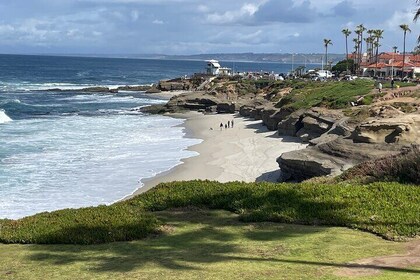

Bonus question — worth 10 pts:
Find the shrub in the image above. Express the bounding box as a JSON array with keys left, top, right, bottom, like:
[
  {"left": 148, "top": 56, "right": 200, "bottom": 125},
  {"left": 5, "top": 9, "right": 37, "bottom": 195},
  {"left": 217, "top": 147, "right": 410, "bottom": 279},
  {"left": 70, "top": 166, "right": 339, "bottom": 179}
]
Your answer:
[{"left": 338, "top": 145, "right": 420, "bottom": 184}]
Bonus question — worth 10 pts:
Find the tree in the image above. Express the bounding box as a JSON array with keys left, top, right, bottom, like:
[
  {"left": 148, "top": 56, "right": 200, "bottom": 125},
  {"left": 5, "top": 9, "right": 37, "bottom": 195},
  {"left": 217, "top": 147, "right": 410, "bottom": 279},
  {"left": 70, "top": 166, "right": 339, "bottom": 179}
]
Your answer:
[
  {"left": 355, "top": 24, "right": 366, "bottom": 74},
  {"left": 342, "top": 28, "right": 352, "bottom": 73},
  {"left": 399, "top": 24, "right": 411, "bottom": 78},
  {"left": 332, "top": 59, "right": 355, "bottom": 73},
  {"left": 415, "top": 0, "right": 420, "bottom": 22},
  {"left": 373, "top": 29, "right": 384, "bottom": 71},
  {"left": 414, "top": 1, "right": 420, "bottom": 43},
  {"left": 323, "top": 39, "right": 333, "bottom": 70},
  {"left": 352, "top": 38, "right": 360, "bottom": 73},
  {"left": 366, "top": 29, "right": 375, "bottom": 59}
]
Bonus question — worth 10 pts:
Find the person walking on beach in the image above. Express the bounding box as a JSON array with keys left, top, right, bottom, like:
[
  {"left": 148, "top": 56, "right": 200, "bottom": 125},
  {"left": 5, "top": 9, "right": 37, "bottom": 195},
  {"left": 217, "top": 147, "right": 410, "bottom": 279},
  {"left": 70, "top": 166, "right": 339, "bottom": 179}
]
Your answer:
[
  {"left": 225, "top": 124, "right": 227, "bottom": 129},
  {"left": 227, "top": 120, "right": 231, "bottom": 128},
  {"left": 220, "top": 123, "right": 223, "bottom": 130},
  {"left": 231, "top": 119, "right": 234, "bottom": 128}
]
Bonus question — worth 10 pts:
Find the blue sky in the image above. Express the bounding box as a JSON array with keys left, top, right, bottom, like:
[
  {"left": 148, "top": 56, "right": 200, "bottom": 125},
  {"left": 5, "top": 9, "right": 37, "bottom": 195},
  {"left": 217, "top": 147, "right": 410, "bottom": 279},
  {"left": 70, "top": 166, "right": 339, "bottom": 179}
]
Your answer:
[{"left": 0, "top": 0, "right": 418, "bottom": 55}]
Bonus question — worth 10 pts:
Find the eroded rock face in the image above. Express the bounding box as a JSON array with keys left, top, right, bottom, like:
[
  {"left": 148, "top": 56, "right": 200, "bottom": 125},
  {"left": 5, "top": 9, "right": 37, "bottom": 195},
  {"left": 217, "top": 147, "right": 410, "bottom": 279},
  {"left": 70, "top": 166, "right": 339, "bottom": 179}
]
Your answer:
[
  {"left": 277, "top": 138, "right": 405, "bottom": 181},
  {"left": 352, "top": 115, "right": 420, "bottom": 145},
  {"left": 261, "top": 107, "right": 295, "bottom": 131},
  {"left": 239, "top": 105, "right": 255, "bottom": 117},
  {"left": 158, "top": 80, "right": 191, "bottom": 91},
  {"left": 277, "top": 147, "right": 351, "bottom": 181},
  {"left": 277, "top": 108, "right": 344, "bottom": 142},
  {"left": 217, "top": 103, "right": 236, "bottom": 113},
  {"left": 261, "top": 107, "right": 279, "bottom": 131},
  {"left": 277, "top": 109, "right": 305, "bottom": 136}
]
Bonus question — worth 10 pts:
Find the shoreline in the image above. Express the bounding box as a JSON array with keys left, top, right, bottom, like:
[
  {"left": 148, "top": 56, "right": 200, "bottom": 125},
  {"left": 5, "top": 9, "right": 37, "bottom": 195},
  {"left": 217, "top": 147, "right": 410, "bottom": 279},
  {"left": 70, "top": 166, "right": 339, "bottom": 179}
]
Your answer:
[{"left": 125, "top": 111, "right": 307, "bottom": 199}]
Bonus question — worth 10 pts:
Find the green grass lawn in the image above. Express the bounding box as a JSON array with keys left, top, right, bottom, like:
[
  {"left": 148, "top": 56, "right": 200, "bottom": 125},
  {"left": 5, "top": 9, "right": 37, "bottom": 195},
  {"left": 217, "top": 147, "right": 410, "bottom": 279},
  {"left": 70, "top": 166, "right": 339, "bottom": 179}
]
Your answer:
[{"left": 0, "top": 209, "right": 418, "bottom": 280}]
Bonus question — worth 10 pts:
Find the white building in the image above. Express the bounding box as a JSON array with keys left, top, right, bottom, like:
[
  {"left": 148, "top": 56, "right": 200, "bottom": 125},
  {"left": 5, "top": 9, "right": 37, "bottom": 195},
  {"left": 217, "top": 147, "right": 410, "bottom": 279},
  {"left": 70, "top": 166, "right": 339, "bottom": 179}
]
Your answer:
[
  {"left": 206, "top": 60, "right": 221, "bottom": 75},
  {"left": 205, "top": 60, "right": 232, "bottom": 76}
]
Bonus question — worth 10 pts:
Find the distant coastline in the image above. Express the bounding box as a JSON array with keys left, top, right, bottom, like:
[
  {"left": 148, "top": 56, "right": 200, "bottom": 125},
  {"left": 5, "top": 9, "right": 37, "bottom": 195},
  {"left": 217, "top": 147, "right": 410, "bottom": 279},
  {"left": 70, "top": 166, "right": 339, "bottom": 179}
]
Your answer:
[{"left": 0, "top": 52, "right": 344, "bottom": 64}]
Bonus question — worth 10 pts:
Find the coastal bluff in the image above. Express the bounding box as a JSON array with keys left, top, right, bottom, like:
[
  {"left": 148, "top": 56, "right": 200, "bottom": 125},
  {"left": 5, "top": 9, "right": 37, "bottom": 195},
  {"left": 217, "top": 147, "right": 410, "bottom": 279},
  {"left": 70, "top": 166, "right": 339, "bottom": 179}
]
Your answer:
[{"left": 141, "top": 76, "right": 420, "bottom": 181}]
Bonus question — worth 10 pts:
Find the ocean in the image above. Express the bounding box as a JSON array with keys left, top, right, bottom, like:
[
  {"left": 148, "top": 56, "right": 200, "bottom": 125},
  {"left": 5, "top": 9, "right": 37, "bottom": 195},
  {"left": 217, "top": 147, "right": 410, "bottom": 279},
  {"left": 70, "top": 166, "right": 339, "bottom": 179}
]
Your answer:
[{"left": 0, "top": 54, "right": 307, "bottom": 219}]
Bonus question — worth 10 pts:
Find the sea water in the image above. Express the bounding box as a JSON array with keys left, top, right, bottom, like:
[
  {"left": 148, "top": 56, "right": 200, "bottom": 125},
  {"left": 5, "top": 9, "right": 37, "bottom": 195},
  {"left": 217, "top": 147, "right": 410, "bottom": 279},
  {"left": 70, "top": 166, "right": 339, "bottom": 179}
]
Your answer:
[{"left": 0, "top": 54, "right": 304, "bottom": 219}]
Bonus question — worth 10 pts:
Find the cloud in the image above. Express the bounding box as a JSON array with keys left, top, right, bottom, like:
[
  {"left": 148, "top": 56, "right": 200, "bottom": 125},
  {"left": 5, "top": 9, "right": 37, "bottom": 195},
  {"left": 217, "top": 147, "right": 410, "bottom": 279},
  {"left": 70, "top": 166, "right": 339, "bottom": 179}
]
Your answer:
[
  {"left": 254, "top": 0, "right": 318, "bottom": 23},
  {"left": 205, "top": 3, "right": 260, "bottom": 24},
  {"left": 386, "top": 10, "right": 415, "bottom": 32},
  {"left": 131, "top": 10, "right": 139, "bottom": 21},
  {"left": 0, "top": 0, "right": 418, "bottom": 55},
  {"left": 332, "top": 0, "right": 357, "bottom": 17}
]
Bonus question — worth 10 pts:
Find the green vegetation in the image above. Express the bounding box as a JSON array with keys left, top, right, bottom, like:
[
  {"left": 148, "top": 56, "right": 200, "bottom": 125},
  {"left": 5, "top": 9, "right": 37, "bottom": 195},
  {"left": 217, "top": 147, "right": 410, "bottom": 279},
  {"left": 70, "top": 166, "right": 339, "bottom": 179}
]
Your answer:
[
  {"left": 275, "top": 79, "right": 375, "bottom": 110},
  {"left": 1, "top": 180, "right": 419, "bottom": 245},
  {"left": 331, "top": 59, "right": 354, "bottom": 73},
  {"left": 338, "top": 145, "right": 420, "bottom": 184},
  {"left": 1, "top": 210, "right": 417, "bottom": 280},
  {"left": 0, "top": 204, "right": 159, "bottom": 244}
]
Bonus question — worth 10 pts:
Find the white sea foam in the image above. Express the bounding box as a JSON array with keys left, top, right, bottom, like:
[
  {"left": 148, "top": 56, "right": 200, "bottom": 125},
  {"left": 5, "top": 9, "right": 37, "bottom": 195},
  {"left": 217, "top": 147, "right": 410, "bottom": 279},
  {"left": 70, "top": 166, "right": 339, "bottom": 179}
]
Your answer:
[
  {"left": 0, "top": 81, "right": 153, "bottom": 92},
  {"left": 0, "top": 113, "right": 200, "bottom": 219},
  {"left": 0, "top": 110, "right": 12, "bottom": 123}
]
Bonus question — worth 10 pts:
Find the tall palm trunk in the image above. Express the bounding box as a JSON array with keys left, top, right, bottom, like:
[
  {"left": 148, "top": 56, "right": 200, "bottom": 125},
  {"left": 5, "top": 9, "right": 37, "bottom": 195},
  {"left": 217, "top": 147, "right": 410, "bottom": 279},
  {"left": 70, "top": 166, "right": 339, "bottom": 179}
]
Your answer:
[
  {"left": 402, "top": 31, "right": 406, "bottom": 78},
  {"left": 345, "top": 37, "right": 349, "bottom": 73}
]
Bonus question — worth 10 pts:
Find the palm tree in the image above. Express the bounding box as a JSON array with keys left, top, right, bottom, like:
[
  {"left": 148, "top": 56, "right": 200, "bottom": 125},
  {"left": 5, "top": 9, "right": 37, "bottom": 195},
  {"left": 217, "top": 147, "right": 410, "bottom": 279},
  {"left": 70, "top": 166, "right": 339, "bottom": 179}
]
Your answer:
[
  {"left": 353, "top": 38, "right": 360, "bottom": 73},
  {"left": 414, "top": 1, "right": 420, "bottom": 42},
  {"left": 355, "top": 24, "right": 366, "bottom": 73},
  {"left": 415, "top": 0, "right": 420, "bottom": 22},
  {"left": 399, "top": 24, "right": 411, "bottom": 78},
  {"left": 342, "top": 28, "right": 352, "bottom": 73},
  {"left": 373, "top": 29, "right": 384, "bottom": 70},
  {"left": 366, "top": 30, "right": 375, "bottom": 59},
  {"left": 323, "top": 39, "right": 332, "bottom": 70}
]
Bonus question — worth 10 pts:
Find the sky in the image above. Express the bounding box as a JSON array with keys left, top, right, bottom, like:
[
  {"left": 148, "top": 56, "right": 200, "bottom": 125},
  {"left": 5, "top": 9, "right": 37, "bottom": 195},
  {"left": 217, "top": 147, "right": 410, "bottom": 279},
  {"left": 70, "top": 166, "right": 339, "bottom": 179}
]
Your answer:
[{"left": 0, "top": 0, "right": 419, "bottom": 55}]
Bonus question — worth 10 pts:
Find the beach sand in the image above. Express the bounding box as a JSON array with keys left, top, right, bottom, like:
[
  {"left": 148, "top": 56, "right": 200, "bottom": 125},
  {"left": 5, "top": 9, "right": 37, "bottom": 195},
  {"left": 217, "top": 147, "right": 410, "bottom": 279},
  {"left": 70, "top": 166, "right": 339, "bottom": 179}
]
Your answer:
[{"left": 129, "top": 112, "right": 307, "bottom": 197}]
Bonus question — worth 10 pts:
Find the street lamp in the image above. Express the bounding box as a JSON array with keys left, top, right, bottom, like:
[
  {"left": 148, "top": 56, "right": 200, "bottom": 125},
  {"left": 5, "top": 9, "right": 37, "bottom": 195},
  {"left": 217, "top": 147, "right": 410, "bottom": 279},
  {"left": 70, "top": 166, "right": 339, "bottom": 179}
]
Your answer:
[
  {"left": 291, "top": 53, "right": 295, "bottom": 75},
  {"left": 384, "top": 44, "right": 397, "bottom": 79}
]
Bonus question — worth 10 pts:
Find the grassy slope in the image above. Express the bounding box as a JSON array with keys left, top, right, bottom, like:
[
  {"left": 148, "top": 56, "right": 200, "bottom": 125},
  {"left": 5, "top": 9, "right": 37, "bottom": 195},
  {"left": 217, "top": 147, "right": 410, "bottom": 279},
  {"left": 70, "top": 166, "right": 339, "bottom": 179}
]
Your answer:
[
  {"left": 275, "top": 79, "right": 375, "bottom": 109},
  {"left": 1, "top": 181, "right": 419, "bottom": 244},
  {"left": 1, "top": 210, "right": 418, "bottom": 280}
]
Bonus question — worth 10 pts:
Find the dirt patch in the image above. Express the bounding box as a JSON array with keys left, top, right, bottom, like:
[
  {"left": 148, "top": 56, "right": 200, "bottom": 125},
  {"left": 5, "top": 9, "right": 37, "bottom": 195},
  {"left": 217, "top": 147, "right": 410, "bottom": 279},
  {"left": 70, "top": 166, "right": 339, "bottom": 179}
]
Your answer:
[{"left": 334, "top": 239, "right": 420, "bottom": 277}]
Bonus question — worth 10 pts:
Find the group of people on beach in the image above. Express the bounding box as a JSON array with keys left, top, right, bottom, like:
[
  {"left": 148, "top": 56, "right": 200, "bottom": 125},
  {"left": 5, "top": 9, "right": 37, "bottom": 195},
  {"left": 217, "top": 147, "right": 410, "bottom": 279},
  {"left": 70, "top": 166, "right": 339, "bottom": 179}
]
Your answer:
[{"left": 220, "top": 120, "right": 234, "bottom": 130}]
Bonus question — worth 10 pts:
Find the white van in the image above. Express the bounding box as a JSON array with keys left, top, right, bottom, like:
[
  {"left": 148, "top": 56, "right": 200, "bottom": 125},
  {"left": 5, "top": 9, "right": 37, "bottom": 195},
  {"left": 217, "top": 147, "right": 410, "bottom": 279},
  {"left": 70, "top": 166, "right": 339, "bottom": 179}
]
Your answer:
[{"left": 316, "top": 70, "right": 333, "bottom": 79}]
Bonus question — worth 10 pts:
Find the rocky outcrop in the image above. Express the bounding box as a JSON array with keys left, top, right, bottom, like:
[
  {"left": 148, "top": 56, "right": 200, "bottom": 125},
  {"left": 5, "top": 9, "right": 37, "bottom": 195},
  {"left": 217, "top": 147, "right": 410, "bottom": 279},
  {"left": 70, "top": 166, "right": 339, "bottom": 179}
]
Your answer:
[
  {"left": 278, "top": 147, "right": 351, "bottom": 181},
  {"left": 261, "top": 107, "right": 279, "bottom": 130},
  {"left": 239, "top": 105, "right": 255, "bottom": 117},
  {"left": 158, "top": 79, "right": 192, "bottom": 91},
  {"left": 352, "top": 114, "right": 420, "bottom": 145},
  {"left": 118, "top": 85, "right": 153, "bottom": 91},
  {"left": 277, "top": 137, "right": 405, "bottom": 181},
  {"left": 81, "top": 86, "right": 111, "bottom": 93},
  {"left": 260, "top": 107, "right": 295, "bottom": 131},
  {"left": 216, "top": 103, "right": 236, "bottom": 113},
  {"left": 277, "top": 108, "right": 344, "bottom": 142},
  {"left": 277, "top": 109, "right": 305, "bottom": 136}
]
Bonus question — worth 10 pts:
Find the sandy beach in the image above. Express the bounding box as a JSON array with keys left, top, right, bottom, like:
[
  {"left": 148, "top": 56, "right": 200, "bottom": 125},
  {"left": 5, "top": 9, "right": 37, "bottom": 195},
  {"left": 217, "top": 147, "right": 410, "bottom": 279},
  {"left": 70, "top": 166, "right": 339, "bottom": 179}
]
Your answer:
[{"left": 130, "top": 112, "right": 307, "bottom": 197}]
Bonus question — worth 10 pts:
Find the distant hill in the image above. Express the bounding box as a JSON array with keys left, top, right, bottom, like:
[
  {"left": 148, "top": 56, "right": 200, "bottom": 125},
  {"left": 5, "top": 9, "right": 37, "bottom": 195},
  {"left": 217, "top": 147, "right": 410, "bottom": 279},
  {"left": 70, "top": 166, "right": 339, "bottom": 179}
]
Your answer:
[
  {"left": 147, "top": 53, "right": 346, "bottom": 64},
  {"left": 21, "top": 52, "right": 346, "bottom": 64}
]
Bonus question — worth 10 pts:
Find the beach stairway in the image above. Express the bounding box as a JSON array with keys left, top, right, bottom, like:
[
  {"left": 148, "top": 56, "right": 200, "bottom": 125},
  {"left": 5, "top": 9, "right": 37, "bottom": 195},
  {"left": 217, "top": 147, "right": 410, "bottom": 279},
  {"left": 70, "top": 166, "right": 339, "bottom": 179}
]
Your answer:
[{"left": 197, "top": 77, "right": 216, "bottom": 91}]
